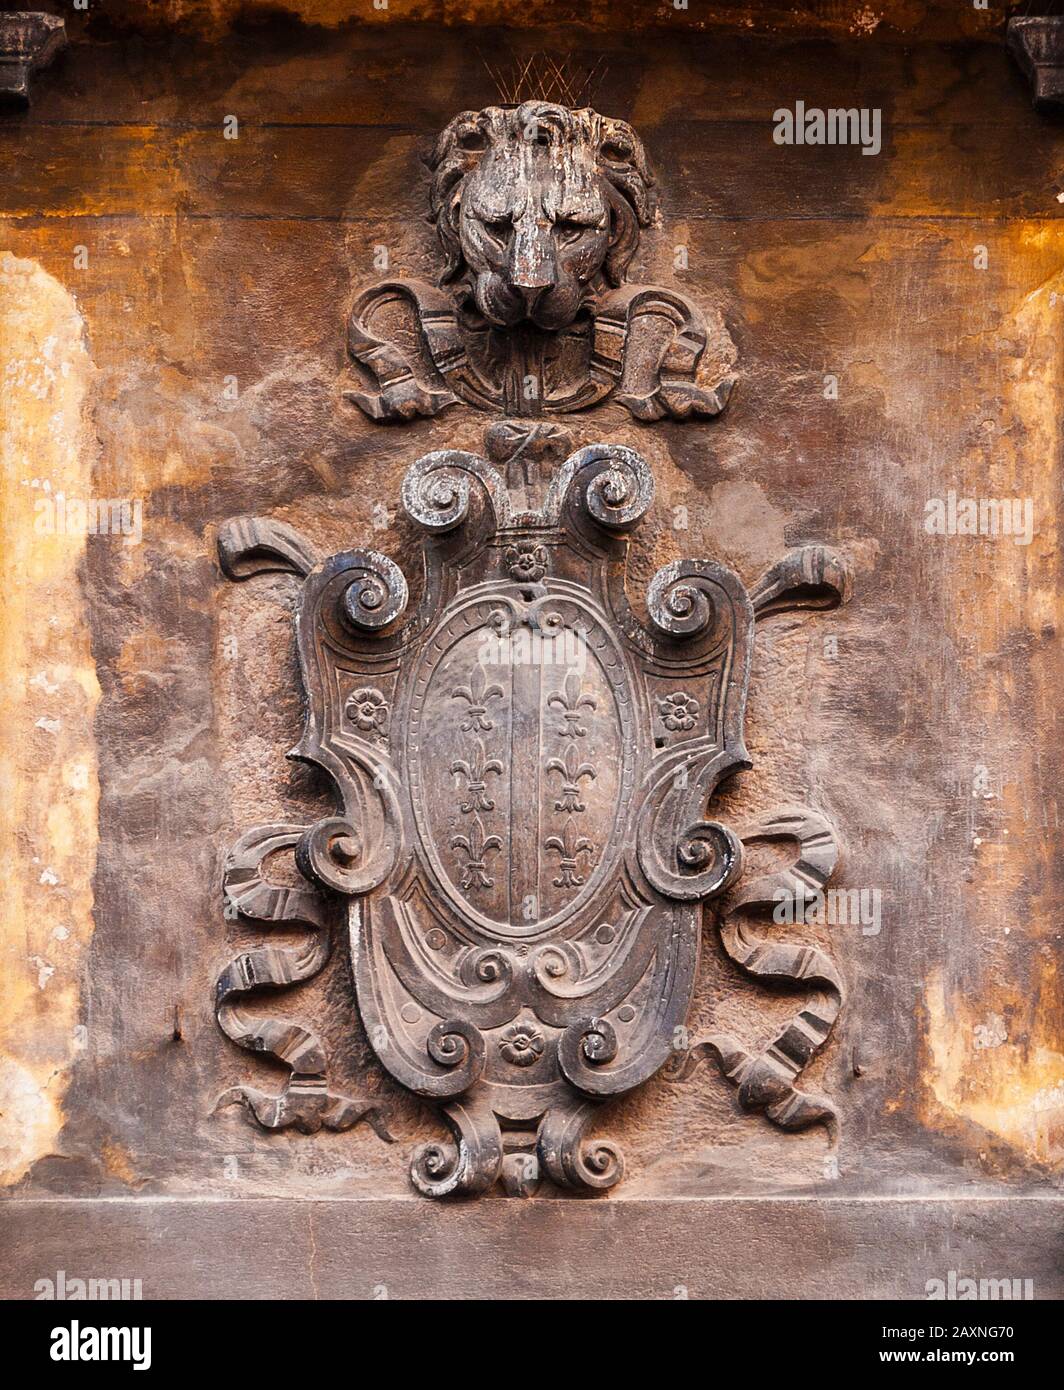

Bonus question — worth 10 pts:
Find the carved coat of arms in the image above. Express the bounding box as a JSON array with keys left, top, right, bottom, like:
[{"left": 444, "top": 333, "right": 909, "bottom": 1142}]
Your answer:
[{"left": 213, "top": 81, "right": 851, "bottom": 1198}]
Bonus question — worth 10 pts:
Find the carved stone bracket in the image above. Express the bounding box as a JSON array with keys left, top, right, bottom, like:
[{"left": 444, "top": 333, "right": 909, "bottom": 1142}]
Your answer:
[
  {"left": 1007, "top": 17, "right": 1064, "bottom": 114},
  {"left": 0, "top": 12, "right": 66, "bottom": 107}
]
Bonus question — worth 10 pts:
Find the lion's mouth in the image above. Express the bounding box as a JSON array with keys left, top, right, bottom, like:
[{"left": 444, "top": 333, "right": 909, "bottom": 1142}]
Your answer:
[{"left": 473, "top": 274, "right": 585, "bottom": 331}]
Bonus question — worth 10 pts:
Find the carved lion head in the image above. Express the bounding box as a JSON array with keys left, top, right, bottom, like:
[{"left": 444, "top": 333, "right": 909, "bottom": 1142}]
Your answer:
[{"left": 428, "top": 102, "right": 656, "bottom": 332}]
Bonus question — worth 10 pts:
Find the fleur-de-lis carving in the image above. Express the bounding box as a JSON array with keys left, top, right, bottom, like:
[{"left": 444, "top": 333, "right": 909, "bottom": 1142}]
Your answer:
[
  {"left": 451, "top": 815, "right": 503, "bottom": 890},
  {"left": 546, "top": 744, "right": 596, "bottom": 813},
  {"left": 544, "top": 817, "right": 595, "bottom": 889},
  {"left": 547, "top": 670, "right": 596, "bottom": 739},
  {"left": 450, "top": 738, "right": 504, "bottom": 813},
  {"left": 452, "top": 665, "right": 504, "bottom": 733}
]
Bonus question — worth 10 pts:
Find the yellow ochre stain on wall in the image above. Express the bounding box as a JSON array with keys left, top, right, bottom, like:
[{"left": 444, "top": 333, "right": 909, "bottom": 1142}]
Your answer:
[
  {"left": 0, "top": 253, "right": 100, "bottom": 1185},
  {"left": 874, "top": 75, "right": 1064, "bottom": 1166},
  {"left": 925, "top": 967, "right": 1064, "bottom": 1166},
  {"left": 920, "top": 241, "right": 1064, "bottom": 1169}
]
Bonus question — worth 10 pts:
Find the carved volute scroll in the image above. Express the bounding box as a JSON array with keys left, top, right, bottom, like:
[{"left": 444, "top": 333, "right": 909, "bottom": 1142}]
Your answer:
[{"left": 213, "top": 85, "right": 853, "bottom": 1197}]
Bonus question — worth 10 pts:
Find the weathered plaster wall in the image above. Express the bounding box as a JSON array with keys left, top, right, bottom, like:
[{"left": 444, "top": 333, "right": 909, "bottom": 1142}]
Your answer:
[
  {"left": 0, "top": 253, "right": 99, "bottom": 1186},
  {"left": 0, "top": 6, "right": 1061, "bottom": 1293}
]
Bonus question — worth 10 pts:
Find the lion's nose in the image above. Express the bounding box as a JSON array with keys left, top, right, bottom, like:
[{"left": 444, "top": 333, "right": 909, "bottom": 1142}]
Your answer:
[{"left": 509, "top": 220, "right": 556, "bottom": 291}]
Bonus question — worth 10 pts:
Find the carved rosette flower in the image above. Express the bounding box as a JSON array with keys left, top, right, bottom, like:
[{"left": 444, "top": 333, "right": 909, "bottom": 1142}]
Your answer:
[
  {"left": 504, "top": 542, "right": 548, "bottom": 583},
  {"left": 345, "top": 687, "right": 389, "bottom": 734},
  {"left": 658, "top": 691, "right": 699, "bottom": 732},
  {"left": 499, "top": 1023, "right": 545, "bottom": 1068}
]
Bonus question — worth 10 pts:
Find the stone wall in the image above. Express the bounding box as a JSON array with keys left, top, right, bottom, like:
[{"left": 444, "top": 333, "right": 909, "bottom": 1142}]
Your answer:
[{"left": 1, "top": 3, "right": 1061, "bottom": 1297}]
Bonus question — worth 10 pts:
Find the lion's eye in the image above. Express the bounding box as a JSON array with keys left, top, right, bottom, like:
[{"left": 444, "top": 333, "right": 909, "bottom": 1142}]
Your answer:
[
  {"left": 482, "top": 218, "right": 511, "bottom": 243},
  {"left": 556, "top": 221, "right": 588, "bottom": 245}
]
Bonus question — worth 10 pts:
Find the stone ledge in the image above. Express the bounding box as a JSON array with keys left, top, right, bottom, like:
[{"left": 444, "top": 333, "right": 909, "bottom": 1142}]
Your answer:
[{"left": 1, "top": 1196, "right": 1060, "bottom": 1299}]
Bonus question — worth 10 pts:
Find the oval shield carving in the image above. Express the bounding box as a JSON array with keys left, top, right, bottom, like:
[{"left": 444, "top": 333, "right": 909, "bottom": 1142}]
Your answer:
[{"left": 407, "top": 588, "right": 635, "bottom": 936}]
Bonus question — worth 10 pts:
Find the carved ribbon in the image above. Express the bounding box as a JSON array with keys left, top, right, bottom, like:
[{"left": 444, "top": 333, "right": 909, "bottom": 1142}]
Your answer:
[
  {"left": 346, "top": 279, "right": 484, "bottom": 420},
  {"left": 593, "top": 284, "right": 736, "bottom": 420},
  {"left": 345, "top": 277, "right": 734, "bottom": 422},
  {"left": 214, "top": 823, "right": 392, "bottom": 1139},
  {"left": 217, "top": 516, "right": 320, "bottom": 580},
  {"left": 667, "top": 806, "right": 844, "bottom": 1135}
]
